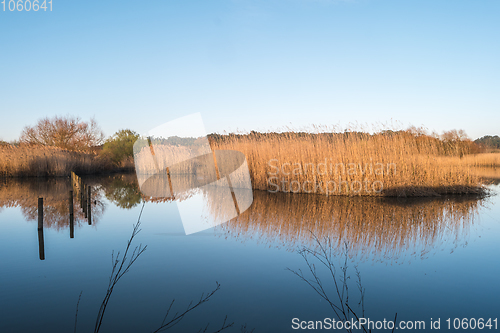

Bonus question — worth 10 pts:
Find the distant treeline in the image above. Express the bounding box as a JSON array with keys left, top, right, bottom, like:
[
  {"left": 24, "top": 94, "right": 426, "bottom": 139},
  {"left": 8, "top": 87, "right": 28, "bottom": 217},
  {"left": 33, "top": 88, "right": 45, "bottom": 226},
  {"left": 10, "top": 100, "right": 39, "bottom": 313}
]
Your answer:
[{"left": 475, "top": 135, "right": 500, "bottom": 150}]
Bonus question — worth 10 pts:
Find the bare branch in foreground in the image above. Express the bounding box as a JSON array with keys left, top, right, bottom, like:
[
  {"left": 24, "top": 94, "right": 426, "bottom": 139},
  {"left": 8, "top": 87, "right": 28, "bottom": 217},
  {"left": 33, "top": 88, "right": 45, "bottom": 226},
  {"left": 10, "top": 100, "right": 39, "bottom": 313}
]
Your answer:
[
  {"left": 287, "top": 232, "right": 370, "bottom": 333},
  {"left": 75, "top": 201, "right": 235, "bottom": 333},
  {"left": 152, "top": 282, "right": 234, "bottom": 333},
  {"left": 94, "top": 203, "right": 147, "bottom": 333}
]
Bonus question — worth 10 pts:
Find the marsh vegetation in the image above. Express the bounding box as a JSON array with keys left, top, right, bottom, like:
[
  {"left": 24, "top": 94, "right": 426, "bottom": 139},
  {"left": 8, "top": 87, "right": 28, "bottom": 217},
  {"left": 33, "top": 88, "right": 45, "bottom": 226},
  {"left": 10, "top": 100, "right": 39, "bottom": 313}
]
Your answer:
[{"left": 2, "top": 116, "right": 500, "bottom": 197}]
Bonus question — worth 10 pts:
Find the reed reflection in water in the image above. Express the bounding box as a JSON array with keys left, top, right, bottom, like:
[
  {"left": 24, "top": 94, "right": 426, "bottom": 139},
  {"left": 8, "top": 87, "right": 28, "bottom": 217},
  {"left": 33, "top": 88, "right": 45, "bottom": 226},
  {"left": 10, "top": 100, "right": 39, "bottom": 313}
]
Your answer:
[
  {"left": 471, "top": 167, "right": 500, "bottom": 185},
  {"left": 137, "top": 170, "right": 486, "bottom": 261},
  {"left": 0, "top": 174, "right": 488, "bottom": 263},
  {"left": 217, "top": 190, "right": 487, "bottom": 262}
]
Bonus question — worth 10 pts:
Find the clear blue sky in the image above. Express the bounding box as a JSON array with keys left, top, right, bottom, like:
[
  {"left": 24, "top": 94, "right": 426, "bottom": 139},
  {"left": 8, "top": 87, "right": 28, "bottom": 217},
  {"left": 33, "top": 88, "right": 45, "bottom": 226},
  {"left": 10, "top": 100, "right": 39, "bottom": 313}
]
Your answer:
[{"left": 1, "top": 0, "right": 498, "bottom": 141}]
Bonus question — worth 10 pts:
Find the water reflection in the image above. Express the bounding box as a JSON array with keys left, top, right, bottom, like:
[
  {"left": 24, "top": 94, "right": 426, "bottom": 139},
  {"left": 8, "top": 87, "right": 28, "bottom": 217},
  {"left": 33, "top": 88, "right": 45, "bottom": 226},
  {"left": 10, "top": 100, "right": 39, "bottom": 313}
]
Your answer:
[
  {"left": 472, "top": 167, "right": 500, "bottom": 185},
  {"left": 0, "top": 173, "right": 497, "bottom": 332},
  {"left": 101, "top": 174, "right": 142, "bottom": 209},
  {"left": 0, "top": 174, "right": 489, "bottom": 263},
  {"left": 0, "top": 174, "right": 146, "bottom": 229},
  {"left": 218, "top": 190, "right": 487, "bottom": 262},
  {"left": 0, "top": 177, "right": 105, "bottom": 230}
]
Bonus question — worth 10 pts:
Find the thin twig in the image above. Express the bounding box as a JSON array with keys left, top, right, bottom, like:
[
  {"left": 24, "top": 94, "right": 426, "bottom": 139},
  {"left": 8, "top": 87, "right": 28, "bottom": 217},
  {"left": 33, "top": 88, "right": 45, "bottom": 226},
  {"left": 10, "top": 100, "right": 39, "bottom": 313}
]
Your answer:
[
  {"left": 152, "top": 282, "right": 232, "bottom": 333},
  {"left": 392, "top": 313, "right": 398, "bottom": 333},
  {"left": 74, "top": 291, "right": 82, "bottom": 333}
]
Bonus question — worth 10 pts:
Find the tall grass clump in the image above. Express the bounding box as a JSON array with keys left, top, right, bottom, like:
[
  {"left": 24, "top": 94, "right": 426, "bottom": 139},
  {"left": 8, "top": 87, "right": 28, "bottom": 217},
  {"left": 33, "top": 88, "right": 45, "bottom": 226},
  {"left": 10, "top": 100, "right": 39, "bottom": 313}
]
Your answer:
[
  {"left": 0, "top": 144, "right": 112, "bottom": 177},
  {"left": 209, "top": 127, "right": 487, "bottom": 196}
]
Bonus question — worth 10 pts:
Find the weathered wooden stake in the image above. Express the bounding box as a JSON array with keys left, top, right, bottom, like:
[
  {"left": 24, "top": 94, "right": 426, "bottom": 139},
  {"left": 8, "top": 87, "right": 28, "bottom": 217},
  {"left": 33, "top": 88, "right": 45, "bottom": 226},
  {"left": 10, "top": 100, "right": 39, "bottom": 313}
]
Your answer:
[
  {"left": 38, "top": 198, "right": 43, "bottom": 230},
  {"left": 38, "top": 198, "right": 45, "bottom": 260},
  {"left": 38, "top": 228, "right": 45, "bottom": 260},
  {"left": 83, "top": 184, "right": 87, "bottom": 218},
  {"left": 80, "top": 178, "right": 84, "bottom": 208},
  {"left": 69, "top": 191, "right": 74, "bottom": 238},
  {"left": 87, "top": 186, "right": 92, "bottom": 225}
]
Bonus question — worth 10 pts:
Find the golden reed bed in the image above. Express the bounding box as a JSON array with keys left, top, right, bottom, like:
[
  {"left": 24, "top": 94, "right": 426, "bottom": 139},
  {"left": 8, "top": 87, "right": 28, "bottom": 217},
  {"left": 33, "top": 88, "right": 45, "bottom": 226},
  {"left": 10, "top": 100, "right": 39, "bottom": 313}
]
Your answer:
[{"left": 209, "top": 130, "right": 497, "bottom": 196}]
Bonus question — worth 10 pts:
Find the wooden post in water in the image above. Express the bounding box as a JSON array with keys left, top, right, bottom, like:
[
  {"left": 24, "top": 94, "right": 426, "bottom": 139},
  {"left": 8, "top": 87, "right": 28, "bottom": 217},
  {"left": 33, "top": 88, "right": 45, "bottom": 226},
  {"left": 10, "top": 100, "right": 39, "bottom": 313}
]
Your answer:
[
  {"left": 83, "top": 184, "right": 87, "bottom": 218},
  {"left": 80, "top": 177, "right": 84, "bottom": 210},
  {"left": 69, "top": 191, "right": 74, "bottom": 238},
  {"left": 38, "top": 198, "right": 43, "bottom": 230},
  {"left": 38, "top": 198, "right": 45, "bottom": 260},
  {"left": 87, "top": 186, "right": 92, "bottom": 225},
  {"left": 38, "top": 228, "right": 45, "bottom": 261}
]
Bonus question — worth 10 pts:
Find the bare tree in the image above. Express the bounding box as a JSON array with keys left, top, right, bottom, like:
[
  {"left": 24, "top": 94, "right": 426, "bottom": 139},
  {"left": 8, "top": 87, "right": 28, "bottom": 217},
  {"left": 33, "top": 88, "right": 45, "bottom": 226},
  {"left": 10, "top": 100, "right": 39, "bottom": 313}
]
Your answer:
[
  {"left": 20, "top": 116, "right": 104, "bottom": 151},
  {"left": 441, "top": 129, "right": 469, "bottom": 142}
]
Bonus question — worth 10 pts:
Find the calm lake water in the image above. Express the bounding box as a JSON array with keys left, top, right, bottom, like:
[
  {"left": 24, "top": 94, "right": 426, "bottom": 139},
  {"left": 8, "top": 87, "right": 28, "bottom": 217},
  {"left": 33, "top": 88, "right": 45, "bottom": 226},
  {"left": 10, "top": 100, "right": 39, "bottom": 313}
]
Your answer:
[{"left": 0, "top": 174, "right": 499, "bottom": 332}]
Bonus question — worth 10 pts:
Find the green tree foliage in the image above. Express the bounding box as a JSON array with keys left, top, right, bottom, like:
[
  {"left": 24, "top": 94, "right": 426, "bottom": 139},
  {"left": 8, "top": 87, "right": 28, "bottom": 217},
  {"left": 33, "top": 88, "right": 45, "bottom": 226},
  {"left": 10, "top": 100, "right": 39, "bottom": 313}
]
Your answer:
[
  {"left": 475, "top": 135, "right": 500, "bottom": 150},
  {"left": 102, "top": 129, "right": 139, "bottom": 166}
]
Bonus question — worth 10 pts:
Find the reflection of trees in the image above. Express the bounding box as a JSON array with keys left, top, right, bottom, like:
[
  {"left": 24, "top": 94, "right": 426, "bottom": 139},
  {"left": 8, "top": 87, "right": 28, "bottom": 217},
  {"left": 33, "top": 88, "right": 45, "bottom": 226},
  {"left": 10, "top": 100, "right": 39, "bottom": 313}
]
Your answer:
[
  {"left": 0, "top": 174, "right": 145, "bottom": 229},
  {"left": 0, "top": 178, "right": 105, "bottom": 230},
  {"left": 102, "top": 175, "right": 142, "bottom": 209},
  {"left": 217, "top": 190, "right": 486, "bottom": 261}
]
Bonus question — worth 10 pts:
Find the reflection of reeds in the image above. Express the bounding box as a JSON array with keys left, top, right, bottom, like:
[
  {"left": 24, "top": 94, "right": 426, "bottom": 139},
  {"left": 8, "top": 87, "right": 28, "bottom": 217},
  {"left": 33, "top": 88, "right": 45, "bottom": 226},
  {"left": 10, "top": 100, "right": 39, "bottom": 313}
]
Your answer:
[
  {"left": 210, "top": 131, "right": 487, "bottom": 196},
  {"left": 217, "top": 190, "right": 484, "bottom": 260},
  {"left": 0, "top": 145, "right": 110, "bottom": 177},
  {"left": 139, "top": 173, "right": 209, "bottom": 203},
  {"left": 470, "top": 167, "right": 500, "bottom": 185}
]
